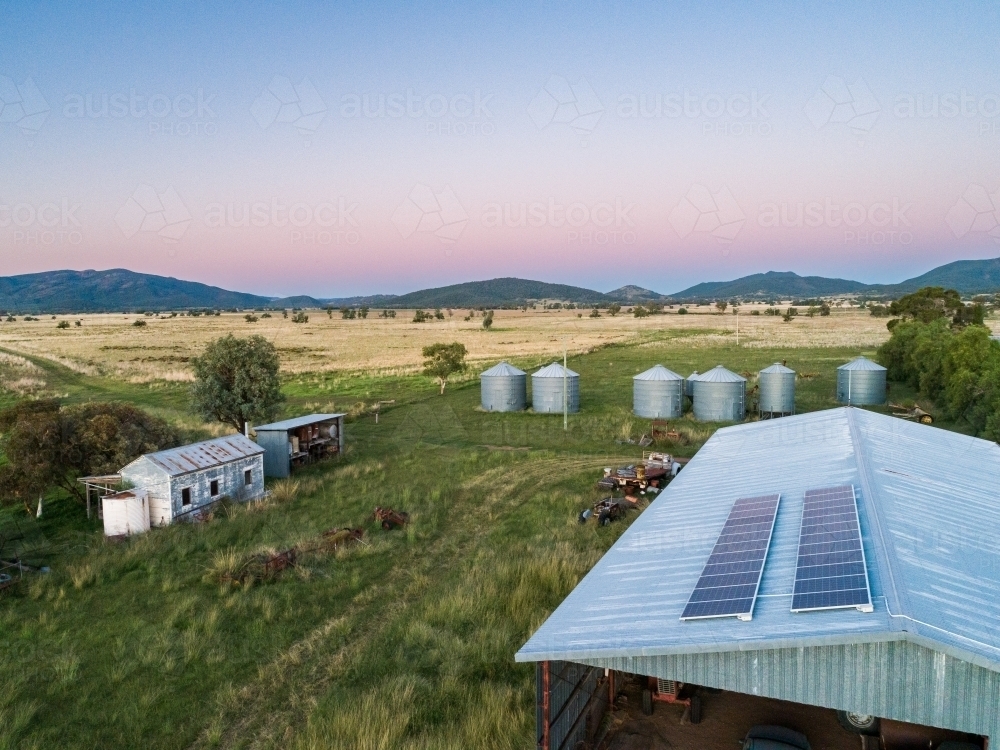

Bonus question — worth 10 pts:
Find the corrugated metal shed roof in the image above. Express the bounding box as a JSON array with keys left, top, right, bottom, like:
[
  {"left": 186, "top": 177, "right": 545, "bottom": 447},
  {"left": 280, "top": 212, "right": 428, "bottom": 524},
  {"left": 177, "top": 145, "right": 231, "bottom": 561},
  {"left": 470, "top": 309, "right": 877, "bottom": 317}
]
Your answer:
[
  {"left": 697, "top": 364, "right": 746, "bottom": 383},
  {"left": 517, "top": 407, "right": 1000, "bottom": 672},
  {"left": 254, "top": 413, "right": 345, "bottom": 431},
  {"left": 760, "top": 363, "right": 796, "bottom": 374},
  {"left": 533, "top": 362, "right": 579, "bottom": 378},
  {"left": 634, "top": 365, "right": 684, "bottom": 381},
  {"left": 128, "top": 433, "right": 264, "bottom": 477},
  {"left": 481, "top": 361, "right": 526, "bottom": 377},
  {"left": 839, "top": 356, "right": 886, "bottom": 371}
]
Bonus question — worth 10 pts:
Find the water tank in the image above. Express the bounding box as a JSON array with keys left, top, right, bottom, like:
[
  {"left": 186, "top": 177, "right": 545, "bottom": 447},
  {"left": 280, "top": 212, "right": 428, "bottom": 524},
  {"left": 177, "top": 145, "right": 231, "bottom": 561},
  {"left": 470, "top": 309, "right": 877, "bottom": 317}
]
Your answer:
[
  {"left": 480, "top": 361, "right": 527, "bottom": 412},
  {"left": 685, "top": 371, "right": 700, "bottom": 398},
  {"left": 692, "top": 365, "right": 746, "bottom": 421},
  {"left": 633, "top": 365, "right": 684, "bottom": 418},
  {"left": 758, "top": 363, "right": 796, "bottom": 417},
  {"left": 837, "top": 357, "right": 887, "bottom": 405},
  {"left": 532, "top": 362, "right": 580, "bottom": 413}
]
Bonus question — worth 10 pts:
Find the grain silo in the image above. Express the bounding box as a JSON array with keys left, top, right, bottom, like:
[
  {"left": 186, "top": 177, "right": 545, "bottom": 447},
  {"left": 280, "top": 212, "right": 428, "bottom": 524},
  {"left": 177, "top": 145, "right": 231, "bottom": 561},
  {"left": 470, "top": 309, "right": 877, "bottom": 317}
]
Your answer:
[
  {"left": 633, "top": 365, "right": 684, "bottom": 418},
  {"left": 837, "top": 357, "right": 887, "bottom": 405},
  {"left": 758, "top": 363, "right": 796, "bottom": 418},
  {"left": 480, "top": 361, "right": 527, "bottom": 412},
  {"left": 692, "top": 365, "right": 746, "bottom": 421},
  {"left": 685, "top": 371, "right": 700, "bottom": 398},
  {"left": 532, "top": 362, "right": 580, "bottom": 414}
]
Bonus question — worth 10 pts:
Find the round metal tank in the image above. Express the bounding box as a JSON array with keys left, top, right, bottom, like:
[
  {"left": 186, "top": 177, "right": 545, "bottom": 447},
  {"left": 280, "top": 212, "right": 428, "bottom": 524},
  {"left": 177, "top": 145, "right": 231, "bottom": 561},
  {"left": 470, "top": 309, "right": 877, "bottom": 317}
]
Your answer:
[
  {"left": 692, "top": 365, "right": 746, "bottom": 421},
  {"left": 633, "top": 365, "right": 684, "bottom": 418},
  {"left": 480, "top": 361, "right": 527, "bottom": 412},
  {"left": 837, "top": 357, "right": 887, "bottom": 405},
  {"left": 758, "top": 363, "right": 796, "bottom": 417},
  {"left": 531, "top": 362, "right": 580, "bottom": 413},
  {"left": 685, "top": 371, "right": 700, "bottom": 398}
]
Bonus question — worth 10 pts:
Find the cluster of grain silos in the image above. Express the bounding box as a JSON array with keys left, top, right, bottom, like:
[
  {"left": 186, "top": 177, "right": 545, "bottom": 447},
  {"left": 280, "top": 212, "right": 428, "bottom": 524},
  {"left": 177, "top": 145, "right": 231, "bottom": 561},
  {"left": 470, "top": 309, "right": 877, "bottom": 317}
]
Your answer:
[
  {"left": 692, "top": 365, "right": 747, "bottom": 422},
  {"left": 837, "top": 357, "right": 887, "bottom": 405},
  {"left": 632, "top": 365, "right": 684, "bottom": 418},
  {"left": 480, "top": 361, "right": 527, "bottom": 412}
]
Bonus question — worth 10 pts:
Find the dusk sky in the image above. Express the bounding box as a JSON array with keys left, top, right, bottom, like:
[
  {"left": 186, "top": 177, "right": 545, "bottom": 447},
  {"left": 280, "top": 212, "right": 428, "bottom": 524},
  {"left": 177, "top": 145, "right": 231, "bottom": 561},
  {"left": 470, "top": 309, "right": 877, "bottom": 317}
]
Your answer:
[{"left": 4, "top": 1, "right": 1000, "bottom": 297}]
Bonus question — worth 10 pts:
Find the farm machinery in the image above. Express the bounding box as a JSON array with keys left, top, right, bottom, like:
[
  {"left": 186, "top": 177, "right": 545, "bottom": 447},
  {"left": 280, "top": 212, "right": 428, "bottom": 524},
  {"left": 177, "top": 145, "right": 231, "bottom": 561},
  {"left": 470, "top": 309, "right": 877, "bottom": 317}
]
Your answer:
[
  {"left": 891, "top": 403, "right": 934, "bottom": 424},
  {"left": 596, "top": 451, "right": 684, "bottom": 493}
]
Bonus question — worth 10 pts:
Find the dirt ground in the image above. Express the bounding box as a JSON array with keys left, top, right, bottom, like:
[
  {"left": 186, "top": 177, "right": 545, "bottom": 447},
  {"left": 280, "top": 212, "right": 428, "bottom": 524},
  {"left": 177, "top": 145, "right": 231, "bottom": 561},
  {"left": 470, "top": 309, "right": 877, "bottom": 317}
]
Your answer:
[{"left": 603, "top": 679, "right": 863, "bottom": 750}]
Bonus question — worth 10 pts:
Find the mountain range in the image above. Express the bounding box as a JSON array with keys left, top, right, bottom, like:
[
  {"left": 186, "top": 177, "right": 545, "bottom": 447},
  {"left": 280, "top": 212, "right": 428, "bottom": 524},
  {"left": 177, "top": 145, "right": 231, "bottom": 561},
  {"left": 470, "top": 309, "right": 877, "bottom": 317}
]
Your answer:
[{"left": 0, "top": 260, "right": 995, "bottom": 313}]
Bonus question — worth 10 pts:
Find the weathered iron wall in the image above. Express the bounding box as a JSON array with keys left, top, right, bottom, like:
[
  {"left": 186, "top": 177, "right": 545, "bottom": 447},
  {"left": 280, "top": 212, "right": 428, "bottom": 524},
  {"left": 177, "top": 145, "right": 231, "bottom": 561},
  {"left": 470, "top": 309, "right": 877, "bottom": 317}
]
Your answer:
[
  {"left": 536, "top": 660, "right": 608, "bottom": 749},
  {"left": 581, "top": 640, "right": 1000, "bottom": 744}
]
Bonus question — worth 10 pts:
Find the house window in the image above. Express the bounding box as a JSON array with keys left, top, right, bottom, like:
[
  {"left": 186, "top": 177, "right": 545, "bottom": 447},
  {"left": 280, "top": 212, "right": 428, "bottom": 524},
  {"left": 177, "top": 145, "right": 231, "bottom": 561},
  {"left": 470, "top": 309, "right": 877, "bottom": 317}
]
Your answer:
[
  {"left": 210, "top": 480, "right": 219, "bottom": 497},
  {"left": 181, "top": 487, "right": 191, "bottom": 506},
  {"left": 244, "top": 469, "right": 252, "bottom": 486}
]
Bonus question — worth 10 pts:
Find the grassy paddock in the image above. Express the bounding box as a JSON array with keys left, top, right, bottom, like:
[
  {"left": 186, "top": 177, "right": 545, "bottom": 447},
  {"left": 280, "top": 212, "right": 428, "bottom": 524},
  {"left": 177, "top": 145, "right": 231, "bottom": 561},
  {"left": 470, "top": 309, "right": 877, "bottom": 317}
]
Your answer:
[{"left": 0, "top": 314, "right": 937, "bottom": 749}]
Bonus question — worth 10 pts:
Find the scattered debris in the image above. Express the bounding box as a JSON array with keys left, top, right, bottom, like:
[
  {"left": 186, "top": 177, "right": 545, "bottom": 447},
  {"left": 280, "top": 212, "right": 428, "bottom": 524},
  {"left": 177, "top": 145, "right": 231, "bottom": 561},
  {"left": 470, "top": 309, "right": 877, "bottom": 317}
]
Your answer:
[
  {"left": 597, "top": 452, "right": 683, "bottom": 492},
  {"left": 373, "top": 507, "right": 410, "bottom": 530},
  {"left": 318, "top": 527, "right": 365, "bottom": 551},
  {"left": 891, "top": 403, "right": 933, "bottom": 424},
  {"left": 579, "top": 496, "right": 641, "bottom": 526},
  {"left": 650, "top": 420, "right": 683, "bottom": 443},
  {"left": 224, "top": 547, "right": 299, "bottom": 585}
]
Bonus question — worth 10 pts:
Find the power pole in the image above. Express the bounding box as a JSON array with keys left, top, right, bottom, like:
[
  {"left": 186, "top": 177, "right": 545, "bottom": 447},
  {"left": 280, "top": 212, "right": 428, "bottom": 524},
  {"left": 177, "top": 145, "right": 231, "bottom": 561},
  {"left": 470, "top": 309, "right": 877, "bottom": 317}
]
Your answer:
[{"left": 563, "top": 344, "right": 568, "bottom": 431}]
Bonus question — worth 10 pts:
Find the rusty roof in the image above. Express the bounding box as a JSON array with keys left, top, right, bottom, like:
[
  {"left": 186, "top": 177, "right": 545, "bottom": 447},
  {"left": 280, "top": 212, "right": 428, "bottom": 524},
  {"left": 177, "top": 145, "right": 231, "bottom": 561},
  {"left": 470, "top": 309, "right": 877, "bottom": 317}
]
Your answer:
[{"left": 127, "top": 433, "right": 264, "bottom": 477}]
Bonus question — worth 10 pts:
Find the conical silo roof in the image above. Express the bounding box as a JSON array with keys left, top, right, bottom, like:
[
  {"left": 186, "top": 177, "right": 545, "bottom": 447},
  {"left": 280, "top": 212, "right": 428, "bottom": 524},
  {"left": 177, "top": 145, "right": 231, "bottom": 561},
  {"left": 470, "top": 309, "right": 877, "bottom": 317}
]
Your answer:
[
  {"left": 533, "top": 362, "right": 579, "bottom": 378},
  {"left": 838, "top": 356, "right": 886, "bottom": 371},
  {"left": 481, "top": 361, "right": 526, "bottom": 377},
  {"left": 634, "top": 365, "right": 684, "bottom": 381},
  {"left": 697, "top": 365, "right": 746, "bottom": 383},
  {"left": 760, "top": 363, "right": 795, "bottom": 374}
]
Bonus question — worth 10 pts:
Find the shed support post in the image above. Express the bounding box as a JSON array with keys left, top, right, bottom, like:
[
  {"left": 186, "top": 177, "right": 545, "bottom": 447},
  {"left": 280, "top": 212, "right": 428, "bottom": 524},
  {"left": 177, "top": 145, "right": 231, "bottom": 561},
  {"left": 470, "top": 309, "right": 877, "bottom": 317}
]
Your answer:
[{"left": 541, "top": 660, "right": 550, "bottom": 750}]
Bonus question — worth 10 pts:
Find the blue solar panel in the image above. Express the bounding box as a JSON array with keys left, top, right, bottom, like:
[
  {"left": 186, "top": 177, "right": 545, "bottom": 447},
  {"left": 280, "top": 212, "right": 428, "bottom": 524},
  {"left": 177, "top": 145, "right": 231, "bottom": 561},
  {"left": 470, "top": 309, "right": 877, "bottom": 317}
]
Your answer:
[
  {"left": 791, "top": 485, "right": 873, "bottom": 613},
  {"left": 681, "top": 494, "right": 780, "bottom": 621}
]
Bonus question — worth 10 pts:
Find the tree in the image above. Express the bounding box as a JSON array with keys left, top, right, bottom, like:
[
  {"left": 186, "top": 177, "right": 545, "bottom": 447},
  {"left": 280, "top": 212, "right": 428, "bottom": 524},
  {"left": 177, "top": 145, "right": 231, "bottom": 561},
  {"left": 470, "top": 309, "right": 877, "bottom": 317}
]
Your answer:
[
  {"left": 633, "top": 305, "right": 650, "bottom": 318},
  {"left": 715, "top": 300, "right": 728, "bottom": 313},
  {"left": 422, "top": 342, "right": 467, "bottom": 394},
  {"left": 608, "top": 302, "right": 621, "bottom": 317},
  {"left": 0, "top": 400, "right": 179, "bottom": 511},
  {"left": 482, "top": 311, "right": 494, "bottom": 330},
  {"left": 291, "top": 312, "right": 309, "bottom": 323},
  {"left": 887, "top": 286, "right": 983, "bottom": 329},
  {"left": 190, "top": 334, "right": 284, "bottom": 431}
]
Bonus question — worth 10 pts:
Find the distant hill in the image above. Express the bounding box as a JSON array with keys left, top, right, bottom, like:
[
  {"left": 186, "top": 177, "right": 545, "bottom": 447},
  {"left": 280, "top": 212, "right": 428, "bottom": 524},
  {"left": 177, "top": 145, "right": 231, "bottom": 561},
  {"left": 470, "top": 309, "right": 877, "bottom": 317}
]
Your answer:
[
  {"left": 387, "top": 277, "right": 608, "bottom": 308},
  {"left": 672, "top": 271, "right": 871, "bottom": 300},
  {"left": 605, "top": 285, "right": 668, "bottom": 302},
  {"left": 0, "top": 269, "right": 271, "bottom": 313},
  {"left": 870, "top": 258, "right": 1000, "bottom": 296},
  {"left": 269, "top": 295, "right": 327, "bottom": 309}
]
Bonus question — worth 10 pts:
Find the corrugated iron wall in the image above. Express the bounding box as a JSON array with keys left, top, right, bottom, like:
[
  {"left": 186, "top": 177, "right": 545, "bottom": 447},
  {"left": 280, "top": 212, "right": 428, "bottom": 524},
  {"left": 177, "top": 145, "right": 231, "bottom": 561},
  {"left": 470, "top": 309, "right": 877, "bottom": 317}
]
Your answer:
[
  {"left": 582, "top": 640, "right": 1000, "bottom": 743},
  {"left": 535, "top": 660, "right": 608, "bottom": 750}
]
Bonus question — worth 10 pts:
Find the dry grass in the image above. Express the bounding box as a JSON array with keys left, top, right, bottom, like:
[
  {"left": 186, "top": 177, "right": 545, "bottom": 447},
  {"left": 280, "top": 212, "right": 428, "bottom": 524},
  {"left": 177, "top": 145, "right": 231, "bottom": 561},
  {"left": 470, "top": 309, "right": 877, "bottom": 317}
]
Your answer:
[{"left": 0, "top": 307, "right": 892, "bottom": 383}]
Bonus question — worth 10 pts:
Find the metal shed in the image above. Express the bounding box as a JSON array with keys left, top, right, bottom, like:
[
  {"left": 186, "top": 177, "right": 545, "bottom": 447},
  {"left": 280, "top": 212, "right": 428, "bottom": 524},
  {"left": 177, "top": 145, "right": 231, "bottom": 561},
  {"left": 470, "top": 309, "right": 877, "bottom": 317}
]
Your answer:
[
  {"left": 759, "top": 362, "right": 796, "bottom": 417},
  {"left": 837, "top": 357, "right": 887, "bottom": 405},
  {"left": 531, "top": 363, "right": 579, "bottom": 414},
  {"left": 518, "top": 408, "right": 1000, "bottom": 747},
  {"left": 254, "top": 413, "right": 345, "bottom": 478},
  {"left": 480, "top": 361, "right": 527, "bottom": 412},
  {"left": 120, "top": 434, "right": 265, "bottom": 526},
  {"left": 633, "top": 365, "right": 684, "bottom": 418},
  {"left": 691, "top": 365, "right": 746, "bottom": 421}
]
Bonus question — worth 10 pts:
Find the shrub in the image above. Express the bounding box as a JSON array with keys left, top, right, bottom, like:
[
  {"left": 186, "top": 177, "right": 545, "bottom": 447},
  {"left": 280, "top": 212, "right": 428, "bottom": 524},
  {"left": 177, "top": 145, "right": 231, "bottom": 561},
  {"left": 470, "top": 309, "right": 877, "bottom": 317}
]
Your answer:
[
  {"left": 291, "top": 312, "right": 309, "bottom": 323},
  {"left": 132, "top": 319, "right": 147, "bottom": 327},
  {"left": 56, "top": 321, "right": 70, "bottom": 329}
]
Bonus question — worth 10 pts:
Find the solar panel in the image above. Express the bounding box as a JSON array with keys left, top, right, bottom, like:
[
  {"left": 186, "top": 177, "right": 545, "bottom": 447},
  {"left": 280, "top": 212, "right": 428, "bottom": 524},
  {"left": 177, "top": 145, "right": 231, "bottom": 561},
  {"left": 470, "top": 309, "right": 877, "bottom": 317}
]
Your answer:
[
  {"left": 791, "top": 485, "right": 873, "bottom": 613},
  {"left": 681, "top": 493, "right": 781, "bottom": 621}
]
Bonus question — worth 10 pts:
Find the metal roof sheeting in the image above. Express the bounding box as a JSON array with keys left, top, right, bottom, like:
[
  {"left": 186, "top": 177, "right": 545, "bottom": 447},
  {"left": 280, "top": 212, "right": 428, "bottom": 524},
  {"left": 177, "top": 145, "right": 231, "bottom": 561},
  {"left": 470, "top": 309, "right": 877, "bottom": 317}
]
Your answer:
[
  {"left": 633, "top": 365, "right": 684, "bottom": 381},
  {"left": 254, "top": 413, "right": 345, "bottom": 431},
  {"left": 516, "top": 407, "right": 1000, "bottom": 673},
  {"left": 697, "top": 365, "right": 746, "bottom": 383},
  {"left": 839, "top": 356, "right": 886, "bottom": 371},
  {"left": 480, "top": 361, "right": 526, "bottom": 377},
  {"left": 533, "top": 362, "right": 579, "bottom": 378},
  {"left": 133, "top": 433, "right": 264, "bottom": 477}
]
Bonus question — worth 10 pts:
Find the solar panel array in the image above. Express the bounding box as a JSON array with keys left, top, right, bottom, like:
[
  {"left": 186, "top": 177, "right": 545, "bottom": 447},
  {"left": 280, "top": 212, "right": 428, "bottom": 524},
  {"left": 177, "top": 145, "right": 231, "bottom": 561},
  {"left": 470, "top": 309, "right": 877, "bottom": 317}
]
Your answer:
[
  {"left": 791, "top": 485, "right": 873, "bottom": 613},
  {"left": 681, "top": 494, "right": 780, "bottom": 621}
]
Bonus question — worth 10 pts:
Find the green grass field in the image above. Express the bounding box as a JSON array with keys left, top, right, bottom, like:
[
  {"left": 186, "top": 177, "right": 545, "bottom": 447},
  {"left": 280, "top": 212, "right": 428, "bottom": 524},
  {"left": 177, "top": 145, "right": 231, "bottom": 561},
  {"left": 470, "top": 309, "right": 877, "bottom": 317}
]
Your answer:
[{"left": 0, "top": 332, "right": 931, "bottom": 749}]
